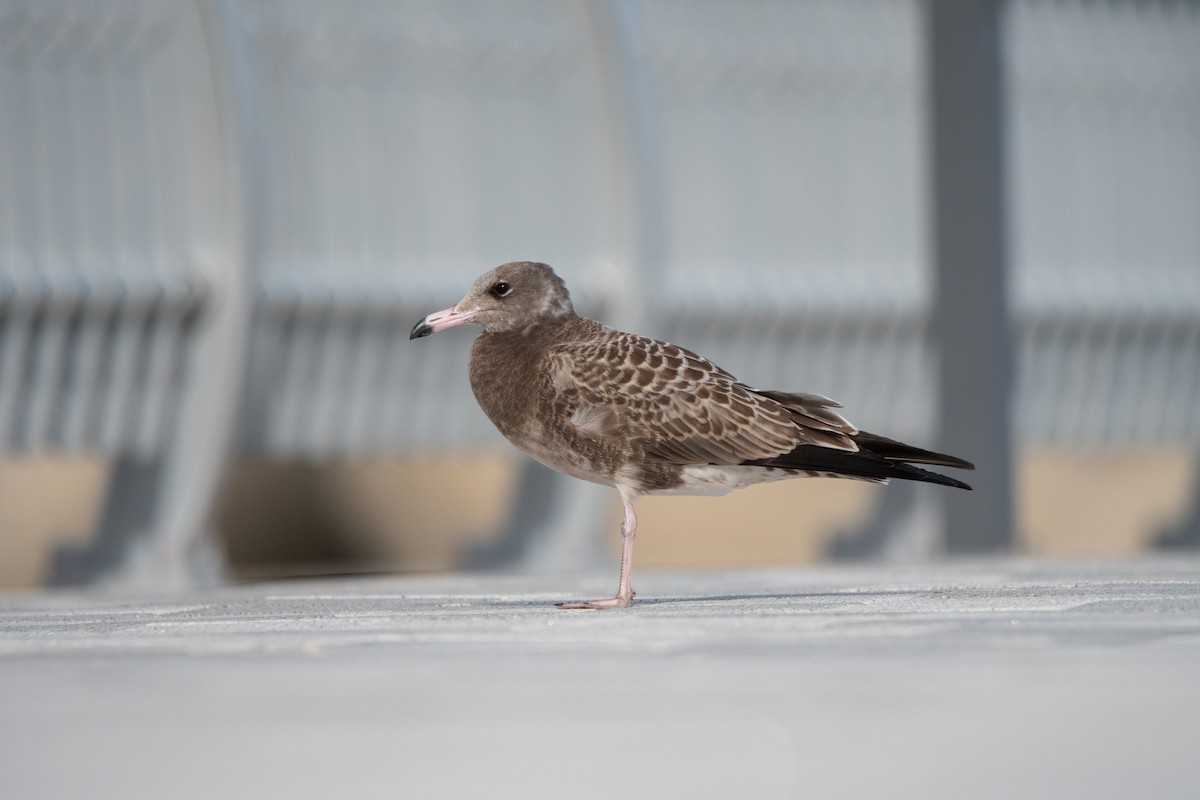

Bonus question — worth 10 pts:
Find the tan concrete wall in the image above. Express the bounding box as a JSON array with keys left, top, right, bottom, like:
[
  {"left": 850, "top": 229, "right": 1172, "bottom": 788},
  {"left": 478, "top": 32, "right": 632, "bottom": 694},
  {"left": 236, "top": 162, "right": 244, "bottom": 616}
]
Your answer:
[{"left": 1, "top": 448, "right": 1196, "bottom": 589}]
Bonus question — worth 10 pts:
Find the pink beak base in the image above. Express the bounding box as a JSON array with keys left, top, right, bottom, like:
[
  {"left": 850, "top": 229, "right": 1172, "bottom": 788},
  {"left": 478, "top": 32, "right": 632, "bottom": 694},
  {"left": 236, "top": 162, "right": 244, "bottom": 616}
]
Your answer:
[{"left": 410, "top": 306, "right": 480, "bottom": 339}]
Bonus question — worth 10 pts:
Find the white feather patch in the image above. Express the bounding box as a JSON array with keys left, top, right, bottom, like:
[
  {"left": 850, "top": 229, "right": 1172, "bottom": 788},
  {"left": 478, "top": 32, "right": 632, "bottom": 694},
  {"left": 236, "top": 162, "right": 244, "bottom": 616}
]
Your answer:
[
  {"left": 570, "top": 404, "right": 621, "bottom": 437},
  {"left": 647, "top": 465, "right": 887, "bottom": 497}
]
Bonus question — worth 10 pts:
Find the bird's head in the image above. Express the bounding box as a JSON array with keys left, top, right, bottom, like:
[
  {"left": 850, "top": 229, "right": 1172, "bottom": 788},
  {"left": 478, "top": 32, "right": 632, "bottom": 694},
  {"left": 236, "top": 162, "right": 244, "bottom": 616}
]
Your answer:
[{"left": 409, "top": 261, "right": 575, "bottom": 339}]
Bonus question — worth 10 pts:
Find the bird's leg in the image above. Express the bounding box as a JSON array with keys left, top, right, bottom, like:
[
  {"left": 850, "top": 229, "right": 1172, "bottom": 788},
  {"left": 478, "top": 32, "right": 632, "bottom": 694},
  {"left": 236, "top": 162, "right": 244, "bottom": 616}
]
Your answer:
[{"left": 556, "top": 491, "right": 638, "bottom": 610}]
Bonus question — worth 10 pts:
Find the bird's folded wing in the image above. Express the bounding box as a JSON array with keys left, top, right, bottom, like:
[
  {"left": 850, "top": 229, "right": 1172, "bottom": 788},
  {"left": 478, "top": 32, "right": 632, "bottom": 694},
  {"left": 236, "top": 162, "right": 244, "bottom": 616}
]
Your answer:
[{"left": 548, "top": 332, "right": 858, "bottom": 466}]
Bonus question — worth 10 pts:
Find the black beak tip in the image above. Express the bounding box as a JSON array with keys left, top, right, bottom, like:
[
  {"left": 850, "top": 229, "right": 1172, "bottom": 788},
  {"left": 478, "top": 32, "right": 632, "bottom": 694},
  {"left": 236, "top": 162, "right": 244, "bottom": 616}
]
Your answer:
[{"left": 409, "top": 320, "right": 433, "bottom": 340}]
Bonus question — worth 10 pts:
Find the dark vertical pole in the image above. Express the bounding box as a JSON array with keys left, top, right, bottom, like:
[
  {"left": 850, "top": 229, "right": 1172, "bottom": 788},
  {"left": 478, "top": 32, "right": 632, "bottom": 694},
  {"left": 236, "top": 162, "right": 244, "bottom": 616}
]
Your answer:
[{"left": 927, "top": 0, "right": 1014, "bottom": 552}]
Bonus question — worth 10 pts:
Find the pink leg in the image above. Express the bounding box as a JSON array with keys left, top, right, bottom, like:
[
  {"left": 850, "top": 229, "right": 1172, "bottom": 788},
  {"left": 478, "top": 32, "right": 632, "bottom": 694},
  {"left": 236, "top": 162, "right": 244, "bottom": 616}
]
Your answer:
[{"left": 557, "top": 488, "right": 638, "bottom": 610}]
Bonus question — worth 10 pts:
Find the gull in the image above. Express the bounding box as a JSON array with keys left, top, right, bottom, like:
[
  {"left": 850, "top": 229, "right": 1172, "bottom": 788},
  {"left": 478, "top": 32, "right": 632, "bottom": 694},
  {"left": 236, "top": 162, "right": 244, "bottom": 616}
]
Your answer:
[{"left": 411, "top": 262, "right": 973, "bottom": 609}]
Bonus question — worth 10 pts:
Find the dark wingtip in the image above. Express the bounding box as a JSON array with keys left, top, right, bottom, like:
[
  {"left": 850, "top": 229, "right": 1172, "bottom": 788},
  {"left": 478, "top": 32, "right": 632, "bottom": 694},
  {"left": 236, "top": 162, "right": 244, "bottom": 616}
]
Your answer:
[
  {"left": 906, "top": 464, "right": 973, "bottom": 490},
  {"left": 744, "top": 444, "right": 976, "bottom": 490},
  {"left": 851, "top": 431, "right": 976, "bottom": 471},
  {"left": 409, "top": 319, "right": 433, "bottom": 340}
]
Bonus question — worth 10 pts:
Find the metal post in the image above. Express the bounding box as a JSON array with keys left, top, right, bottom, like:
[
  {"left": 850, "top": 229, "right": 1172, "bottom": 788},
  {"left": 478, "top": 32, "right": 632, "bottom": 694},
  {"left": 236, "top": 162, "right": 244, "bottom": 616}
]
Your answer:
[{"left": 927, "top": 0, "right": 1014, "bottom": 553}]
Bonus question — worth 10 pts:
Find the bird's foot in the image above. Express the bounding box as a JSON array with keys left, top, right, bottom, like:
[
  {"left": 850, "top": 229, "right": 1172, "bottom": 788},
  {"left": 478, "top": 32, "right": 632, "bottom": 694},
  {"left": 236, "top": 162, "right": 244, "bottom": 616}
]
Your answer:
[{"left": 555, "top": 591, "right": 635, "bottom": 611}]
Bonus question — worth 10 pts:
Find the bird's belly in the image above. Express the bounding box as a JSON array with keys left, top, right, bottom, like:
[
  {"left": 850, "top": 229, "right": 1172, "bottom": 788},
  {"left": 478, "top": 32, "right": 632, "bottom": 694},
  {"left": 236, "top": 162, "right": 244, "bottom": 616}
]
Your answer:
[
  {"left": 507, "top": 433, "right": 620, "bottom": 487},
  {"left": 649, "top": 463, "right": 889, "bottom": 496},
  {"left": 645, "top": 464, "right": 806, "bottom": 497}
]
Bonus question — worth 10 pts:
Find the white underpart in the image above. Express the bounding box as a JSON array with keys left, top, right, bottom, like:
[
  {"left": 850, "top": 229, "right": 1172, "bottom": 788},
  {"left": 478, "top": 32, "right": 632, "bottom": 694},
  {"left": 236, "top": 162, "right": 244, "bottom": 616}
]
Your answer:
[
  {"left": 647, "top": 465, "right": 786, "bottom": 496},
  {"left": 643, "top": 464, "right": 888, "bottom": 497}
]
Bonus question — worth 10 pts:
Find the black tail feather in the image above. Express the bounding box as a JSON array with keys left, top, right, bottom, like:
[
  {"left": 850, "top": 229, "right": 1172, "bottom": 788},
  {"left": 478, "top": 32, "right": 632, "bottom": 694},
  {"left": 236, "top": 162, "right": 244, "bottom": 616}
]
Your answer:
[
  {"left": 851, "top": 431, "right": 976, "bottom": 471},
  {"left": 744, "top": 439, "right": 974, "bottom": 491}
]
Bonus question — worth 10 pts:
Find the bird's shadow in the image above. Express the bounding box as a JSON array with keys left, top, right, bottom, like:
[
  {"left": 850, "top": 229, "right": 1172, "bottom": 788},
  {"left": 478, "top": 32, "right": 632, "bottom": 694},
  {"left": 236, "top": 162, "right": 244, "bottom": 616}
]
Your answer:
[
  {"left": 632, "top": 593, "right": 820, "bottom": 607},
  {"left": 630, "top": 588, "right": 932, "bottom": 607}
]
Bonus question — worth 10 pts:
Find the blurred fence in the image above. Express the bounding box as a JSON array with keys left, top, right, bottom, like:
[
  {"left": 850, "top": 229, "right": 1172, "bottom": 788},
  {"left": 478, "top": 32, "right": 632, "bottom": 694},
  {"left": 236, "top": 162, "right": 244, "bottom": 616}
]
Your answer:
[
  {"left": 0, "top": 0, "right": 249, "bottom": 583},
  {"left": 1, "top": 0, "right": 1197, "bottom": 584},
  {"left": 1007, "top": 0, "right": 1200, "bottom": 445}
]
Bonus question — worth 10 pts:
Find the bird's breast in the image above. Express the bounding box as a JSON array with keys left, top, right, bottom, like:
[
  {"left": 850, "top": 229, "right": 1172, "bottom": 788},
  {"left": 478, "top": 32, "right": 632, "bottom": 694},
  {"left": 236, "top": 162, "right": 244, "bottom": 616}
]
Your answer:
[
  {"left": 468, "top": 333, "right": 539, "bottom": 439},
  {"left": 467, "top": 331, "right": 649, "bottom": 488}
]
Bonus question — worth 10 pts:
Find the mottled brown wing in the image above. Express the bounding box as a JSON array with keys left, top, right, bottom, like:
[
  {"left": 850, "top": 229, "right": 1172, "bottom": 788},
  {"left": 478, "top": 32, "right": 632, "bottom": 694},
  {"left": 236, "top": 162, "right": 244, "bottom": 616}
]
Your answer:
[{"left": 547, "top": 330, "right": 858, "bottom": 466}]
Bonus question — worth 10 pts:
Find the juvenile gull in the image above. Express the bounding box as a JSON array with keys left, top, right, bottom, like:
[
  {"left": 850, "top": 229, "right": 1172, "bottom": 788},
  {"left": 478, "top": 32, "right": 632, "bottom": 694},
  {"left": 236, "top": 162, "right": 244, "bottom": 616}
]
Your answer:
[{"left": 411, "top": 262, "right": 974, "bottom": 609}]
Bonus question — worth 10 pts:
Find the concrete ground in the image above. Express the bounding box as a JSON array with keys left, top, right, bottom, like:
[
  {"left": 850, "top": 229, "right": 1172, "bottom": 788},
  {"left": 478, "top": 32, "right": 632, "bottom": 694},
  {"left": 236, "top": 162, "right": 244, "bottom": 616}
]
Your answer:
[{"left": 2, "top": 557, "right": 1199, "bottom": 800}]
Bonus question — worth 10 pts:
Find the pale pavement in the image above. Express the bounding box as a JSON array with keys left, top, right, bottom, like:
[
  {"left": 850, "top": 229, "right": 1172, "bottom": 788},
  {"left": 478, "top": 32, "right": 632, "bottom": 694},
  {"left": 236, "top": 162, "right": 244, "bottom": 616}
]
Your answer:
[{"left": 2, "top": 557, "right": 1199, "bottom": 799}]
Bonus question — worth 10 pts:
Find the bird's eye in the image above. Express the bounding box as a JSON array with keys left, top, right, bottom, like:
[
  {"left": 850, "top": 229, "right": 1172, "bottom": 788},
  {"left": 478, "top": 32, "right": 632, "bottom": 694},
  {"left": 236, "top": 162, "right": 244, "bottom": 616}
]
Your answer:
[{"left": 491, "top": 281, "right": 512, "bottom": 298}]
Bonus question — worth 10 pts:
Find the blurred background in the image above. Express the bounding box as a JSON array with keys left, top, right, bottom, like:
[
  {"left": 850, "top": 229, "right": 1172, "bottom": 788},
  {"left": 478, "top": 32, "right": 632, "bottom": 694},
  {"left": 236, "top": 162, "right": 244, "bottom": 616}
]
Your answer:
[{"left": 1, "top": 0, "right": 1197, "bottom": 591}]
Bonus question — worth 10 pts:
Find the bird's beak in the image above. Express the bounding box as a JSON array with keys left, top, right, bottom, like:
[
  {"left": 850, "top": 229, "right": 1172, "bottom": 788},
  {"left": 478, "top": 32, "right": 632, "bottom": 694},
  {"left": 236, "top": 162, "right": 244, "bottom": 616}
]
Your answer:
[{"left": 409, "top": 305, "right": 480, "bottom": 340}]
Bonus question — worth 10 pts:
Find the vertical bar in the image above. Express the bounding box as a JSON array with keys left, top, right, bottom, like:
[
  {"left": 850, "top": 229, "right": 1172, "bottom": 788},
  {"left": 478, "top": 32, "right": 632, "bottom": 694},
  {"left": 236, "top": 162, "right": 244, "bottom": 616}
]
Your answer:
[
  {"left": 0, "top": 309, "right": 32, "bottom": 447},
  {"left": 278, "top": 306, "right": 325, "bottom": 455},
  {"left": 61, "top": 304, "right": 106, "bottom": 450},
  {"left": 927, "top": 0, "right": 1014, "bottom": 552},
  {"left": 307, "top": 305, "right": 355, "bottom": 458},
  {"left": 341, "top": 310, "right": 381, "bottom": 455},
  {"left": 97, "top": 308, "right": 146, "bottom": 450},
  {"left": 134, "top": 306, "right": 183, "bottom": 458},
  {"left": 25, "top": 300, "right": 70, "bottom": 450}
]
